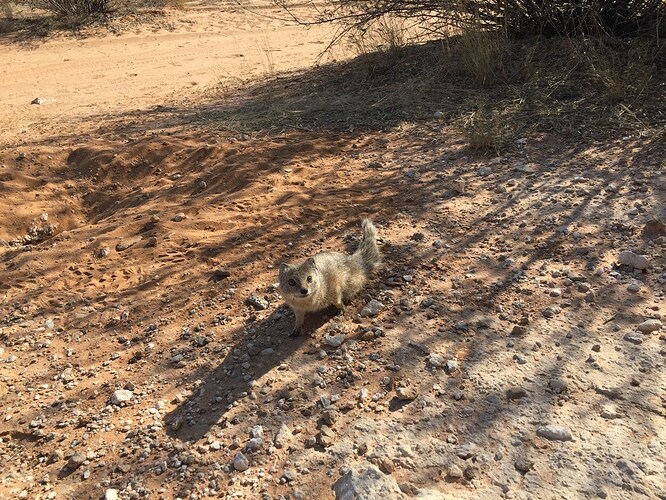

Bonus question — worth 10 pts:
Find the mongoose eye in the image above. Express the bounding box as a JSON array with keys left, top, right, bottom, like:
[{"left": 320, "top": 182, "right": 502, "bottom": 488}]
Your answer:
[
  {"left": 307, "top": 276, "right": 313, "bottom": 283},
  {"left": 288, "top": 279, "right": 296, "bottom": 286}
]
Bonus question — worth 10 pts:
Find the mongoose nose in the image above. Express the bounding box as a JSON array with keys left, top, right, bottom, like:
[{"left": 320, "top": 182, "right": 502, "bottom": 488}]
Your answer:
[{"left": 300, "top": 288, "right": 308, "bottom": 295}]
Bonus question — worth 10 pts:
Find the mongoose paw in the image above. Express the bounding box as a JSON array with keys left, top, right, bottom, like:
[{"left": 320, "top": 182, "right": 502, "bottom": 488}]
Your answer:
[{"left": 289, "top": 327, "right": 303, "bottom": 338}]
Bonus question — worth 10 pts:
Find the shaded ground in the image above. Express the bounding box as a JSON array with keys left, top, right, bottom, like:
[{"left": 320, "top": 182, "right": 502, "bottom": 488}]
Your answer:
[{"left": 0, "top": 2, "right": 665, "bottom": 500}]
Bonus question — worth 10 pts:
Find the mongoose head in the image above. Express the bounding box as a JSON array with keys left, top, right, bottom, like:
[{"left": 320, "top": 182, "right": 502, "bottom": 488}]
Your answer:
[{"left": 279, "top": 258, "right": 320, "bottom": 301}]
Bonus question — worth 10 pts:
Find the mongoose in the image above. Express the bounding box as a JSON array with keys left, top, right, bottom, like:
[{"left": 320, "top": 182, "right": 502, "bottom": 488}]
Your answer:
[{"left": 279, "top": 219, "right": 381, "bottom": 336}]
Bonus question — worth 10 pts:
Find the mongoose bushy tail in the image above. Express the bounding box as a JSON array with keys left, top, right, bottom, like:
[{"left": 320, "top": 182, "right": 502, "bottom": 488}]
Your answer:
[
  {"left": 353, "top": 218, "right": 381, "bottom": 276},
  {"left": 279, "top": 219, "right": 380, "bottom": 336}
]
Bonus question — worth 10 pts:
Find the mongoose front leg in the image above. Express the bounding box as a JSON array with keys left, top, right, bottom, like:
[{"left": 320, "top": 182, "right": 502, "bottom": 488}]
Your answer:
[
  {"left": 333, "top": 288, "right": 345, "bottom": 315},
  {"left": 290, "top": 309, "right": 305, "bottom": 337}
]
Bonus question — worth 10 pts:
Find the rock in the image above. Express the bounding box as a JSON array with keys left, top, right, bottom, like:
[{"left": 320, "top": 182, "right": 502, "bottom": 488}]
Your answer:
[
  {"left": 211, "top": 269, "right": 231, "bottom": 281},
  {"left": 624, "top": 333, "right": 643, "bottom": 345},
  {"left": 233, "top": 453, "right": 249, "bottom": 472},
  {"left": 511, "top": 325, "right": 528, "bottom": 336},
  {"left": 515, "top": 163, "right": 535, "bottom": 173},
  {"left": 246, "top": 294, "right": 268, "bottom": 310},
  {"left": 514, "top": 457, "right": 534, "bottom": 474},
  {"left": 433, "top": 111, "right": 444, "bottom": 119},
  {"left": 427, "top": 353, "right": 445, "bottom": 368},
  {"left": 31, "top": 97, "right": 44, "bottom": 105},
  {"left": 618, "top": 250, "right": 649, "bottom": 270},
  {"left": 282, "top": 469, "right": 297, "bottom": 482},
  {"left": 360, "top": 299, "right": 384, "bottom": 318},
  {"left": 322, "top": 408, "right": 339, "bottom": 425},
  {"left": 116, "top": 237, "right": 142, "bottom": 252},
  {"left": 477, "top": 166, "right": 492, "bottom": 177},
  {"left": 97, "top": 247, "right": 110, "bottom": 258},
  {"left": 455, "top": 443, "right": 477, "bottom": 460},
  {"left": 318, "top": 425, "right": 337, "bottom": 448},
  {"left": 325, "top": 334, "right": 345, "bottom": 348},
  {"left": 445, "top": 359, "right": 458, "bottom": 373},
  {"left": 506, "top": 386, "right": 528, "bottom": 400},
  {"left": 536, "top": 425, "right": 572, "bottom": 441},
  {"left": 420, "top": 297, "right": 435, "bottom": 308},
  {"left": 463, "top": 465, "right": 479, "bottom": 480},
  {"left": 447, "top": 464, "right": 463, "bottom": 480},
  {"left": 171, "top": 213, "right": 186, "bottom": 222},
  {"left": 600, "top": 406, "right": 622, "bottom": 419},
  {"left": 110, "top": 389, "right": 133, "bottom": 405},
  {"left": 406, "top": 169, "right": 420, "bottom": 180},
  {"left": 594, "top": 386, "right": 623, "bottom": 400},
  {"left": 67, "top": 451, "right": 86, "bottom": 469},
  {"left": 274, "top": 424, "right": 290, "bottom": 448},
  {"left": 643, "top": 219, "right": 665, "bottom": 238},
  {"left": 245, "top": 437, "right": 263, "bottom": 452},
  {"left": 47, "top": 450, "right": 63, "bottom": 464},
  {"left": 542, "top": 306, "right": 561, "bottom": 318},
  {"left": 627, "top": 281, "right": 641, "bottom": 293},
  {"left": 616, "top": 459, "right": 641, "bottom": 478},
  {"left": 513, "top": 354, "right": 527, "bottom": 365},
  {"left": 637, "top": 319, "right": 662, "bottom": 334},
  {"left": 104, "top": 489, "right": 119, "bottom": 500},
  {"left": 332, "top": 465, "right": 402, "bottom": 499},
  {"left": 395, "top": 387, "right": 418, "bottom": 401},
  {"left": 371, "top": 455, "right": 395, "bottom": 474}
]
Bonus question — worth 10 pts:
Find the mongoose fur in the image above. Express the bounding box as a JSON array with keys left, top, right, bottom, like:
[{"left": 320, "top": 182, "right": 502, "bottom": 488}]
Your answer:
[{"left": 279, "top": 219, "right": 380, "bottom": 336}]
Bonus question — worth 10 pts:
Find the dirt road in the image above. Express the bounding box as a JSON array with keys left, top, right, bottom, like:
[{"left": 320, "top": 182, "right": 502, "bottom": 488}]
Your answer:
[{"left": 0, "top": 1, "right": 333, "bottom": 147}]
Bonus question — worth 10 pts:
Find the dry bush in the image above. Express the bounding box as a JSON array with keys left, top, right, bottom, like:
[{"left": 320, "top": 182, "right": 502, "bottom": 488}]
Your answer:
[
  {"left": 38, "top": 0, "right": 113, "bottom": 16},
  {"left": 1, "top": 0, "right": 13, "bottom": 17},
  {"left": 346, "top": 15, "right": 411, "bottom": 56},
  {"left": 274, "top": 0, "right": 665, "bottom": 41},
  {"left": 0, "top": 0, "right": 13, "bottom": 32},
  {"left": 461, "top": 100, "right": 513, "bottom": 151}
]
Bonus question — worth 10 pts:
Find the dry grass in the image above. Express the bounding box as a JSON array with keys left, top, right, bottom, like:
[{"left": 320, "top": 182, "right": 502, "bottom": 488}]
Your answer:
[
  {"left": 206, "top": 32, "right": 664, "bottom": 151},
  {"left": 458, "top": 27, "right": 507, "bottom": 87}
]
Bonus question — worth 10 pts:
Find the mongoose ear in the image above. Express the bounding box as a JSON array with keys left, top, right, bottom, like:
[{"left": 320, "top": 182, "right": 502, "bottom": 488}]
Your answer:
[
  {"left": 279, "top": 263, "right": 290, "bottom": 276},
  {"left": 306, "top": 257, "right": 317, "bottom": 269}
]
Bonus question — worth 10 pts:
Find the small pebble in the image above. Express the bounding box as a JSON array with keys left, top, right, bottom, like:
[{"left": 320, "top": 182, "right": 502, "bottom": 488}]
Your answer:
[
  {"left": 536, "top": 425, "right": 572, "bottom": 441},
  {"left": 233, "top": 453, "right": 249, "bottom": 471}
]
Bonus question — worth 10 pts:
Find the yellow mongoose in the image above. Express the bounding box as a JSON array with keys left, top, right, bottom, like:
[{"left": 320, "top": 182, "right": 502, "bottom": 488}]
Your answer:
[{"left": 279, "top": 219, "right": 380, "bottom": 336}]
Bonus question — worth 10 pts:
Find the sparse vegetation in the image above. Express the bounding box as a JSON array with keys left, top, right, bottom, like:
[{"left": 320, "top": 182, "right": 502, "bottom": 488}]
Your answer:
[
  {"left": 38, "top": 0, "right": 112, "bottom": 17},
  {"left": 0, "top": 0, "right": 184, "bottom": 36},
  {"left": 268, "top": 0, "right": 665, "bottom": 149},
  {"left": 275, "top": 0, "right": 665, "bottom": 40}
]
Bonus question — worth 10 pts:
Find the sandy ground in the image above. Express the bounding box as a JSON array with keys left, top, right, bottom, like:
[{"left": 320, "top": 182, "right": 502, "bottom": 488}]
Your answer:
[
  {"left": 0, "top": 2, "right": 665, "bottom": 500},
  {"left": 0, "top": 0, "right": 336, "bottom": 147}
]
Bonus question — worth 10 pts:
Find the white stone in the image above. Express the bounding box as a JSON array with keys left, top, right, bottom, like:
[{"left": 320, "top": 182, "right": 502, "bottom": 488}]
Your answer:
[
  {"left": 618, "top": 250, "right": 649, "bottom": 270},
  {"left": 110, "top": 389, "right": 133, "bottom": 405}
]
